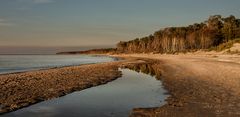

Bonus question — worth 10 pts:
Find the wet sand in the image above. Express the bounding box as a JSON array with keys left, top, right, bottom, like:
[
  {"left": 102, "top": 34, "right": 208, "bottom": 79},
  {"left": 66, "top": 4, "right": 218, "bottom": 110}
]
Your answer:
[
  {"left": 0, "top": 58, "right": 134, "bottom": 114},
  {"left": 117, "top": 54, "right": 240, "bottom": 117},
  {"left": 1, "top": 54, "right": 240, "bottom": 117}
]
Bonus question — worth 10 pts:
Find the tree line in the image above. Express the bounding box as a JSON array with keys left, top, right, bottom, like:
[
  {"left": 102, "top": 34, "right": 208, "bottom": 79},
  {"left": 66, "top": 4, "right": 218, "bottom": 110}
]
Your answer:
[{"left": 116, "top": 15, "right": 240, "bottom": 53}]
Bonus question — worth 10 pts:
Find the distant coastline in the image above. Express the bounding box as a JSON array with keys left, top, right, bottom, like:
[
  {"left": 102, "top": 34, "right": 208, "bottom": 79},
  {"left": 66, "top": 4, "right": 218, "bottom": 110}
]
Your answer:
[
  {"left": 57, "top": 15, "right": 240, "bottom": 55},
  {"left": 0, "top": 45, "right": 114, "bottom": 55},
  {"left": 1, "top": 14, "right": 240, "bottom": 117},
  {"left": 0, "top": 55, "right": 115, "bottom": 75}
]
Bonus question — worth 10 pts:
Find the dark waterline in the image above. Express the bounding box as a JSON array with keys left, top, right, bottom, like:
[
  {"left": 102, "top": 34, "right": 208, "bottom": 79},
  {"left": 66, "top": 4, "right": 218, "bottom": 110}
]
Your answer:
[{"left": 2, "top": 69, "right": 168, "bottom": 117}]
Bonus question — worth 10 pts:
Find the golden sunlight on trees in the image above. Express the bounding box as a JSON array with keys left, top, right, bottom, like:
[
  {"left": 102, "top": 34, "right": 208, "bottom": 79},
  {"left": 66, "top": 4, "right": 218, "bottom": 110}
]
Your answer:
[{"left": 117, "top": 15, "right": 240, "bottom": 53}]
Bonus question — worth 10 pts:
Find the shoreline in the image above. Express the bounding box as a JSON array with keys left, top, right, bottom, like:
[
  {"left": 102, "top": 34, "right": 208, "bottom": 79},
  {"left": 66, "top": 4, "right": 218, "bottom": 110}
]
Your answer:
[
  {"left": 1, "top": 54, "right": 240, "bottom": 116},
  {"left": 118, "top": 54, "right": 240, "bottom": 117},
  {"left": 0, "top": 61, "right": 112, "bottom": 76},
  {"left": 0, "top": 54, "right": 119, "bottom": 76},
  {"left": 0, "top": 56, "right": 138, "bottom": 114}
]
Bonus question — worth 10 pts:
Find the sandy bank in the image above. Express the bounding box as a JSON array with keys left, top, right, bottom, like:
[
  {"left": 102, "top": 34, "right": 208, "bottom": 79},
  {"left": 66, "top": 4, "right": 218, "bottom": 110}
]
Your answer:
[
  {"left": 115, "top": 54, "right": 240, "bottom": 117},
  {"left": 1, "top": 53, "right": 240, "bottom": 117},
  {"left": 0, "top": 57, "right": 146, "bottom": 114}
]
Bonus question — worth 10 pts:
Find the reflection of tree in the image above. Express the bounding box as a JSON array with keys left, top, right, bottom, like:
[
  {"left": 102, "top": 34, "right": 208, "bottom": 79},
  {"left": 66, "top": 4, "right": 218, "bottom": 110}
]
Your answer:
[
  {"left": 123, "top": 63, "right": 162, "bottom": 79},
  {"left": 140, "top": 64, "right": 149, "bottom": 74},
  {"left": 133, "top": 65, "right": 141, "bottom": 73}
]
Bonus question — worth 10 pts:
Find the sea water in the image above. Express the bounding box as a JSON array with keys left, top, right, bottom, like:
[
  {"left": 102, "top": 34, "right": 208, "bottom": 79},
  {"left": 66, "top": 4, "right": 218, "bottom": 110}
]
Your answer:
[{"left": 0, "top": 55, "right": 115, "bottom": 74}]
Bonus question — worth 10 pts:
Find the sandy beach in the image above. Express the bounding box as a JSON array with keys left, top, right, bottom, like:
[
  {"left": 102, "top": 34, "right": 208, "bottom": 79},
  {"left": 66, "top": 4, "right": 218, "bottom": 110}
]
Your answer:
[
  {"left": 0, "top": 58, "right": 130, "bottom": 114},
  {"left": 117, "top": 54, "right": 240, "bottom": 117},
  {"left": 1, "top": 54, "right": 240, "bottom": 117}
]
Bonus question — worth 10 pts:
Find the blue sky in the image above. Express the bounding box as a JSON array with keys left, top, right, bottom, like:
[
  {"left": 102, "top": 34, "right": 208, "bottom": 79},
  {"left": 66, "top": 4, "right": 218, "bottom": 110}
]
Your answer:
[{"left": 0, "top": 0, "right": 240, "bottom": 50}]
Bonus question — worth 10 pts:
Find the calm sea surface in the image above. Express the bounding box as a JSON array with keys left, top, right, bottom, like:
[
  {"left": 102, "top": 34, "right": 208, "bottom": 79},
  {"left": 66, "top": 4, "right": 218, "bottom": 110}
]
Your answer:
[{"left": 0, "top": 55, "right": 115, "bottom": 74}]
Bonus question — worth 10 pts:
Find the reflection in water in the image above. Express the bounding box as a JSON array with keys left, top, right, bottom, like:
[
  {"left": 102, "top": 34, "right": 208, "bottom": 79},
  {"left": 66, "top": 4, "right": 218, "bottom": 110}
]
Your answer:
[
  {"left": 122, "top": 62, "right": 162, "bottom": 79},
  {"left": 2, "top": 66, "right": 168, "bottom": 117}
]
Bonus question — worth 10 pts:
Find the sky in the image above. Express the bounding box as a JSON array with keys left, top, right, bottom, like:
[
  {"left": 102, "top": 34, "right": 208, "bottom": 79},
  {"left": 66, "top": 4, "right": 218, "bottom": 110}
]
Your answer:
[{"left": 0, "top": 0, "right": 240, "bottom": 54}]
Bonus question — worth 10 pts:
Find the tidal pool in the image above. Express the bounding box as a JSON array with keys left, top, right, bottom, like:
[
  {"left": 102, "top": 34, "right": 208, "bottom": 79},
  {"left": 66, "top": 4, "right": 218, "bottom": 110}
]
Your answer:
[{"left": 2, "top": 68, "right": 168, "bottom": 117}]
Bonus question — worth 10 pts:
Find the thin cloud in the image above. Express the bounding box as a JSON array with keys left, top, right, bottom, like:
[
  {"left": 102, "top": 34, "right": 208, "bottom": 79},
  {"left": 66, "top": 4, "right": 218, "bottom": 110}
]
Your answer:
[
  {"left": 17, "top": 0, "right": 54, "bottom": 4},
  {"left": 0, "top": 19, "right": 6, "bottom": 22},
  {"left": 32, "top": 0, "right": 54, "bottom": 4},
  {"left": 0, "top": 23, "right": 14, "bottom": 26},
  {"left": 0, "top": 19, "right": 14, "bottom": 26},
  {"left": 16, "top": 0, "right": 55, "bottom": 11}
]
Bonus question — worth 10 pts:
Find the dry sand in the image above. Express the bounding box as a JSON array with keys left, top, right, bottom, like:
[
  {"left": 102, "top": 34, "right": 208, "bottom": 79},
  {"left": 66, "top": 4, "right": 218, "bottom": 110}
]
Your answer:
[
  {"left": 1, "top": 53, "right": 240, "bottom": 117},
  {"left": 230, "top": 43, "right": 240, "bottom": 51},
  {"left": 116, "top": 54, "right": 240, "bottom": 117}
]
